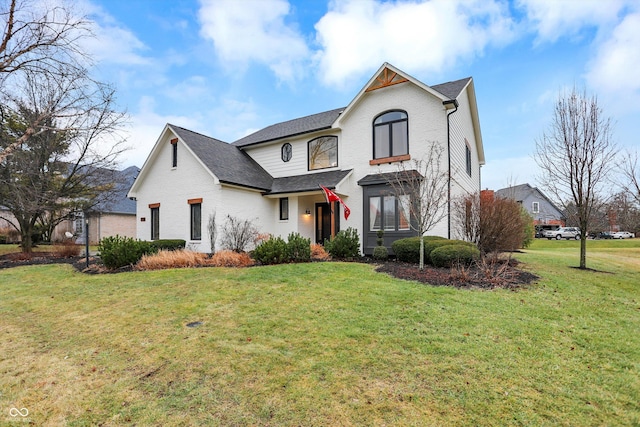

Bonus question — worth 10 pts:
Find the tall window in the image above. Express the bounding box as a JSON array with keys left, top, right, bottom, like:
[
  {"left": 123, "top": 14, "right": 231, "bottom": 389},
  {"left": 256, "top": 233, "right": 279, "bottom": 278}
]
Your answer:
[
  {"left": 308, "top": 136, "right": 337, "bottom": 170},
  {"left": 369, "top": 194, "right": 410, "bottom": 231},
  {"left": 171, "top": 139, "right": 178, "bottom": 168},
  {"left": 532, "top": 201, "right": 540, "bottom": 213},
  {"left": 150, "top": 206, "right": 160, "bottom": 240},
  {"left": 465, "top": 143, "right": 472, "bottom": 176},
  {"left": 279, "top": 197, "right": 289, "bottom": 220},
  {"left": 373, "top": 110, "right": 408, "bottom": 159},
  {"left": 190, "top": 203, "right": 201, "bottom": 240}
]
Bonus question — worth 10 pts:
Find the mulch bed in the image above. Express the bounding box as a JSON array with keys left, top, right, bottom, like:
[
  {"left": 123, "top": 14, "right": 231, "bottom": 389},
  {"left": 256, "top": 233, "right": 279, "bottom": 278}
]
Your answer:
[
  {"left": 1, "top": 251, "right": 538, "bottom": 289},
  {"left": 374, "top": 259, "right": 539, "bottom": 290}
]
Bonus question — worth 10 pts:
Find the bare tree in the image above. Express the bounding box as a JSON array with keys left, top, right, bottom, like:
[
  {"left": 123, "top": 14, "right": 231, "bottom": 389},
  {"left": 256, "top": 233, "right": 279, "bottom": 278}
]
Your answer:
[
  {"left": 387, "top": 143, "right": 449, "bottom": 269},
  {"left": 0, "top": 0, "right": 91, "bottom": 161},
  {"left": 535, "top": 88, "right": 616, "bottom": 269},
  {"left": 619, "top": 150, "right": 640, "bottom": 206},
  {"left": 0, "top": 65, "right": 127, "bottom": 252}
]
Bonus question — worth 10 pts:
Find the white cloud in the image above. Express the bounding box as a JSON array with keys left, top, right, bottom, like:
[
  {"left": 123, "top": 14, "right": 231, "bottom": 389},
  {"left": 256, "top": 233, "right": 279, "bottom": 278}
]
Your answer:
[
  {"left": 76, "top": 0, "right": 151, "bottom": 66},
  {"left": 122, "top": 96, "right": 204, "bottom": 168},
  {"left": 197, "top": 0, "right": 310, "bottom": 82},
  {"left": 516, "top": 0, "right": 628, "bottom": 43},
  {"left": 586, "top": 12, "right": 640, "bottom": 103},
  {"left": 313, "top": 0, "right": 514, "bottom": 86}
]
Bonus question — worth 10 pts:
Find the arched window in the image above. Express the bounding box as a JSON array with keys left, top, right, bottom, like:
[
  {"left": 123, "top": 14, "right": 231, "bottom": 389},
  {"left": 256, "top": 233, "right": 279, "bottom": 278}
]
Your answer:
[
  {"left": 308, "top": 136, "right": 338, "bottom": 170},
  {"left": 373, "top": 110, "right": 408, "bottom": 159}
]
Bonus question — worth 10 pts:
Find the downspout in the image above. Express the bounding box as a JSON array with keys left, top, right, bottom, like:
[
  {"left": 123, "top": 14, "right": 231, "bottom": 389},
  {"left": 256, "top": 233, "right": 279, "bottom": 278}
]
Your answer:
[{"left": 443, "top": 99, "right": 459, "bottom": 239}]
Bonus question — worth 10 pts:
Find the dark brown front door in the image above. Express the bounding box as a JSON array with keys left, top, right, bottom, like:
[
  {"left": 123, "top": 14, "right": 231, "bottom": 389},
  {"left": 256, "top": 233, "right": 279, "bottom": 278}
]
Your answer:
[{"left": 316, "top": 202, "right": 340, "bottom": 244}]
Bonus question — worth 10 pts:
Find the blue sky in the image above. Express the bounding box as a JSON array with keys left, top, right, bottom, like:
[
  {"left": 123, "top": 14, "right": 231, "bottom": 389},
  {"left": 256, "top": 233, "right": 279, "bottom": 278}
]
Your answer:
[{"left": 79, "top": 0, "right": 640, "bottom": 191}]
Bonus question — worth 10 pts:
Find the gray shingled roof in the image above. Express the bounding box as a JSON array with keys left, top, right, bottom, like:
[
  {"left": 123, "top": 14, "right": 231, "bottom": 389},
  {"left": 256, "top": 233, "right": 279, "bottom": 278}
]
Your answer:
[
  {"left": 357, "top": 170, "right": 423, "bottom": 186},
  {"left": 95, "top": 166, "right": 138, "bottom": 214},
  {"left": 170, "top": 124, "right": 273, "bottom": 191},
  {"left": 232, "top": 107, "right": 345, "bottom": 148},
  {"left": 269, "top": 169, "right": 352, "bottom": 195},
  {"left": 496, "top": 183, "right": 563, "bottom": 214},
  {"left": 431, "top": 77, "right": 471, "bottom": 100}
]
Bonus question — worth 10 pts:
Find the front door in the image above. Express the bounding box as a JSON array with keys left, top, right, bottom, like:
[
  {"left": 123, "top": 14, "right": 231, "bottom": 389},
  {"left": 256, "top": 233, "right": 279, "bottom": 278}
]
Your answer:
[{"left": 315, "top": 202, "right": 340, "bottom": 244}]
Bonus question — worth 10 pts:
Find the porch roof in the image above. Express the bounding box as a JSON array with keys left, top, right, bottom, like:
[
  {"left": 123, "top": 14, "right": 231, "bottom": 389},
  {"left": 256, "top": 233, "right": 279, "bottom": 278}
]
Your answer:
[
  {"left": 266, "top": 169, "right": 352, "bottom": 195},
  {"left": 357, "top": 170, "right": 423, "bottom": 186}
]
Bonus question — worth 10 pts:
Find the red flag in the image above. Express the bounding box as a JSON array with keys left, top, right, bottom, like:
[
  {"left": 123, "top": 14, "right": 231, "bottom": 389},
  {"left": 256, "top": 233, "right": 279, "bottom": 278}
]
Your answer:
[{"left": 320, "top": 185, "right": 350, "bottom": 220}]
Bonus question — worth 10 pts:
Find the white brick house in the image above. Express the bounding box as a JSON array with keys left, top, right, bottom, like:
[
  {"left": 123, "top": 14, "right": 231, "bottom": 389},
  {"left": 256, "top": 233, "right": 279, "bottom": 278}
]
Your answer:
[{"left": 128, "top": 63, "right": 485, "bottom": 254}]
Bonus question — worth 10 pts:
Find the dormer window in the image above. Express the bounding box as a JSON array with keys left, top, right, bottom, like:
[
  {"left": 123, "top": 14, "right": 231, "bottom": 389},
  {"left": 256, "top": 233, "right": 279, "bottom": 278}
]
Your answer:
[
  {"left": 373, "top": 110, "right": 408, "bottom": 160},
  {"left": 308, "top": 136, "right": 338, "bottom": 171}
]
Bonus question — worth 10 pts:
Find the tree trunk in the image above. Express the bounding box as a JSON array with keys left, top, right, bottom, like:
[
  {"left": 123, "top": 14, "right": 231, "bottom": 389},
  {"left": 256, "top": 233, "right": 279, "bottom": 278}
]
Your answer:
[
  {"left": 18, "top": 218, "right": 34, "bottom": 253},
  {"left": 579, "top": 234, "right": 587, "bottom": 269},
  {"left": 419, "top": 235, "right": 424, "bottom": 270}
]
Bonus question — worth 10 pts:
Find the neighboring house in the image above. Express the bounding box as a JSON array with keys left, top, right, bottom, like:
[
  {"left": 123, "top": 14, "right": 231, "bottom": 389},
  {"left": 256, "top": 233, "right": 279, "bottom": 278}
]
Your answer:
[
  {"left": 495, "top": 183, "right": 564, "bottom": 226},
  {"left": 128, "top": 63, "right": 485, "bottom": 255},
  {"left": 0, "top": 166, "right": 138, "bottom": 245},
  {"left": 66, "top": 166, "right": 139, "bottom": 244}
]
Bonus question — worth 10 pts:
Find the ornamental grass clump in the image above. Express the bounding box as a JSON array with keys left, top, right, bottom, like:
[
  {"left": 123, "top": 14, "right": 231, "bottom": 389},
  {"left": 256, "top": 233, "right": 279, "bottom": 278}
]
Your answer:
[
  {"left": 136, "top": 249, "right": 209, "bottom": 270},
  {"left": 208, "top": 250, "right": 254, "bottom": 267}
]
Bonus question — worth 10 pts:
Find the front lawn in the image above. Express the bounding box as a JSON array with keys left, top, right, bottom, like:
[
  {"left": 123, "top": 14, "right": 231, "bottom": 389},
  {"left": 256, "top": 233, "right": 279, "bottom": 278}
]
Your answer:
[{"left": 1, "top": 241, "right": 638, "bottom": 425}]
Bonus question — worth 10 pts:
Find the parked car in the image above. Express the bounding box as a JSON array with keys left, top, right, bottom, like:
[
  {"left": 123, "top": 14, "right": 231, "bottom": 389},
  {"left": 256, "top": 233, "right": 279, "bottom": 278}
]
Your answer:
[
  {"left": 611, "top": 231, "right": 635, "bottom": 239},
  {"left": 595, "top": 231, "right": 614, "bottom": 239},
  {"left": 544, "top": 227, "right": 581, "bottom": 240}
]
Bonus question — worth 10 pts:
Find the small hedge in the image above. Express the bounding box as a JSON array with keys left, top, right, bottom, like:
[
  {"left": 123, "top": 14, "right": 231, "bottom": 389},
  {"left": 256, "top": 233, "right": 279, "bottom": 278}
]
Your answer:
[
  {"left": 99, "top": 235, "right": 157, "bottom": 269},
  {"left": 391, "top": 236, "right": 447, "bottom": 263},
  {"left": 150, "top": 239, "right": 186, "bottom": 251},
  {"left": 324, "top": 227, "right": 360, "bottom": 259},
  {"left": 286, "top": 232, "right": 311, "bottom": 262},
  {"left": 424, "top": 239, "right": 475, "bottom": 265},
  {"left": 252, "top": 236, "right": 288, "bottom": 265},
  {"left": 430, "top": 244, "right": 480, "bottom": 268},
  {"left": 372, "top": 246, "right": 389, "bottom": 260}
]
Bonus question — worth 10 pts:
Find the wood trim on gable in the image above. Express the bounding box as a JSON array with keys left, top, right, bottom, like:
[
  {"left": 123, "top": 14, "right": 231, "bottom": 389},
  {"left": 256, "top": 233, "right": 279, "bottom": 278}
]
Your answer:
[
  {"left": 366, "top": 67, "right": 409, "bottom": 92},
  {"left": 170, "top": 138, "right": 178, "bottom": 144},
  {"left": 148, "top": 203, "right": 160, "bottom": 208}
]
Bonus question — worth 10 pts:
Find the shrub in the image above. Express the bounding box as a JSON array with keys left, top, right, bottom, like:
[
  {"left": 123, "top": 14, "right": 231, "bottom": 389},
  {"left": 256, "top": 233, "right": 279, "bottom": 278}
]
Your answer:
[
  {"left": 252, "top": 236, "right": 288, "bottom": 265},
  {"left": 137, "top": 249, "right": 208, "bottom": 270},
  {"left": 99, "top": 235, "right": 156, "bottom": 269},
  {"left": 392, "top": 236, "right": 446, "bottom": 264},
  {"left": 208, "top": 250, "right": 254, "bottom": 267},
  {"left": 310, "top": 243, "right": 330, "bottom": 261},
  {"left": 150, "top": 239, "right": 186, "bottom": 251},
  {"left": 287, "top": 232, "right": 311, "bottom": 262},
  {"left": 220, "top": 215, "right": 259, "bottom": 252},
  {"left": 324, "top": 227, "right": 360, "bottom": 259},
  {"left": 52, "top": 241, "right": 81, "bottom": 258},
  {"left": 372, "top": 245, "right": 389, "bottom": 260},
  {"left": 430, "top": 244, "right": 480, "bottom": 268},
  {"left": 424, "top": 239, "right": 474, "bottom": 265}
]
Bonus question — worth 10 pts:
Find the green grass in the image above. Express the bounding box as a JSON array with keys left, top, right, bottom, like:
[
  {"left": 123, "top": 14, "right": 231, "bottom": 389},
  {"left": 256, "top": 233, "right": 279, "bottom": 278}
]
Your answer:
[{"left": 1, "top": 240, "right": 639, "bottom": 426}]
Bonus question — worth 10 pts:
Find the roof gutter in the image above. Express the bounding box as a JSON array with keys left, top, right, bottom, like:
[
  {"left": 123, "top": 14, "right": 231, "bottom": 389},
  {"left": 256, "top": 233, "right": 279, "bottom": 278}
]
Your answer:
[{"left": 443, "top": 99, "right": 459, "bottom": 239}]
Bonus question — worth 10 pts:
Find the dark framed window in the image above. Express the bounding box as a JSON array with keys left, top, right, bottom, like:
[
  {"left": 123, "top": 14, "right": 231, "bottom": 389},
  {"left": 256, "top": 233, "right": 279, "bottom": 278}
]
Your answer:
[
  {"left": 369, "top": 194, "right": 410, "bottom": 231},
  {"left": 465, "top": 143, "right": 472, "bottom": 176},
  {"left": 150, "top": 206, "right": 160, "bottom": 240},
  {"left": 279, "top": 197, "right": 289, "bottom": 220},
  {"left": 281, "top": 143, "right": 292, "bottom": 162},
  {"left": 190, "top": 203, "right": 201, "bottom": 240},
  {"left": 308, "top": 136, "right": 338, "bottom": 170},
  {"left": 373, "top": 110, "right": 408, "bottom": 159},
  {"left": 171, "top": 139, "right": 178, "bottom": 168}
]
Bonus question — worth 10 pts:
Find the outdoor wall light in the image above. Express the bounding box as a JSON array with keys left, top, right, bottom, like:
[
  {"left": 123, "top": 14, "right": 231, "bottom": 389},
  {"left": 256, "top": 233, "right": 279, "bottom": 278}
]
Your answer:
[{"left": 305, "top": 209, "right": 311, "bottom": 215}]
